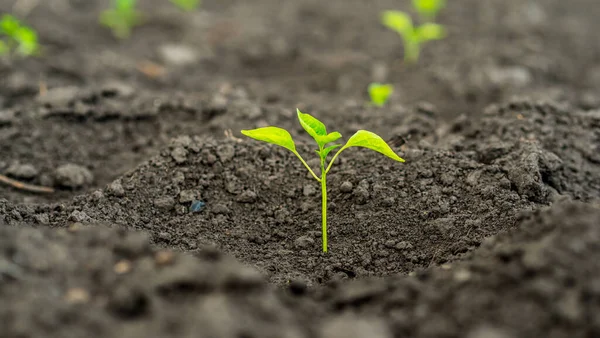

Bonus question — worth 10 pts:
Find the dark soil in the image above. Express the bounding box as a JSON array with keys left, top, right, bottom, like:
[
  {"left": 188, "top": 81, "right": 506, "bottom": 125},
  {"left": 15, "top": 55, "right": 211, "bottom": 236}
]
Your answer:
[{"left": 1, "top": 0, "right": 600, "bottom": 336}]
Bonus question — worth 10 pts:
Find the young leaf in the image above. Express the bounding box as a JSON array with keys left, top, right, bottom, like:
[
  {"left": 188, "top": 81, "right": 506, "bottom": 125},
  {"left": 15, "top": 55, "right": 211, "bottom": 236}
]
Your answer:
[
  {"left": 297, "top": 109, "right": 327, "bottom": 137},
  {"left": 14, "top": 27, "right": 38, "bottom": 55},
  {"left": 319, "top": 132, "right": 342, "bottom": 146},
  {"left": 297, "top": 109, "right": 341, "bottom": 148},
  {"left": 368, "top": 83, "right": 394, "bottom": 107},
  {"left": 241, "top": 127, "right": 297, "bottom": 154},
  {"left": 381, "top": 10, "right": 413, "bottom": 35},
  {"left": 0, "top": 15, "right": 20, "bottom": 36},
  {"left": 415, "top": 23, "right": 446, "bottom": 41},
  {"left": 320, "top": 144, "right": 342, "bottom": 159},
  {"left": 170, "top": 0, "right": 201, "bottom": 11},
  {"left": 412, "top": 0, "right": 446, "bottom": 21},
  {"left": 341, "top": 130, "right": 405, "bottom": 162}
]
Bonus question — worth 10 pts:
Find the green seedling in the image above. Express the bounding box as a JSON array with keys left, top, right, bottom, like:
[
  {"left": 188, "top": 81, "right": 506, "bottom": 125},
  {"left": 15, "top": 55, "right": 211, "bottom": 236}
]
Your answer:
[
  {"left": 242, "top": 109, "right": 404, "bottom": 252},
  {"left": 0, "top": 15, "right": 39, "bottom": 57},
  {"left": 412, "top": 0, "right": 446, "bottom": 22},
  {"left": 100, "top": 0, "right": 143, "bottom": 39},
  {"left": 170, "top": 0, "right": 201, "bottom": 11},
  {"left": 381, "top": 6, "right": 446, "bottom": 63},
  {"left": 368, "top": 83, "right": 394, "bottom": 107}
]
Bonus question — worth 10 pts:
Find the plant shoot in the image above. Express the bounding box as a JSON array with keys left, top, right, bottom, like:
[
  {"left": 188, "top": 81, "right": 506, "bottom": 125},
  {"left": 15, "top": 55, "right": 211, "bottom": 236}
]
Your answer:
[
  {"left": 100, "top": 0, "right": 143, "bottom": 39},
  {"left": 0, "top": 15, "right": 39, "bottom": 57},
  {"left": 412, "top": 0, "right": 446, "bottom": 22},
  {"left": 170, "top": 0, "right": 201, "bottom": 11},
  {"left": 241, "top": 109, "right": 404, "bottom": 252},
  {"left": 368, "top": 83, "right": 394, "bottom": 107},
  {"left": 381, "top": 4, "right": 446, "bottom": 63}
]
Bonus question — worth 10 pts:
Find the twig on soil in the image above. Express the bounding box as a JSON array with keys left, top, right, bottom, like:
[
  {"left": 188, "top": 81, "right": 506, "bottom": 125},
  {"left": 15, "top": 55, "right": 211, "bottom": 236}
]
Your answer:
[{"left": 0, "top": 174, "right": 54, "bottom": 193}]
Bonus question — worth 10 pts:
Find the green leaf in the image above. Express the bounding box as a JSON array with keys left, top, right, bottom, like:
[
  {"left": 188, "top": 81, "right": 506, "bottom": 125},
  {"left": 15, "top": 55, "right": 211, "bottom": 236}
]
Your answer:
[
  {"left": 381, "top": 10, "right": 413, "bottom": 35},
  {"left": 116, "top": 0, "right": 137, "bottom": 11},
  {"left": 412, "top": 0, "right": 446, "bottom": 21},
  {"left": 241, "top": 127, "right": 297, "bottom": 154},
  {"left": 14, "top": 27, "right": 38, "bottom": 55},
  {"left": 170, "top": 0, "right": 201, "bottom": 11},
  {"left": 341, "top": 130, "right": 405, "bottom": 162},
  {"left": 415, "top": 23, "right": 446, "bottom": 42},
  {"left": 297, "top": 109, "right": 327, "bottom": 137},
  {"left": 368, "top": 83, "right": 394, "bottom": 107},
  {"left": 318, "top": 132, "right": 342, "bottom": 146},
  {"left": 320, "top": 144, "right": 342, "bottom": 159},
  {"left": 297, "top": 109, "right": 340, "bottom": 148},
  {"left": 0, "top": 15, "right": 21, "bottom": 36}
]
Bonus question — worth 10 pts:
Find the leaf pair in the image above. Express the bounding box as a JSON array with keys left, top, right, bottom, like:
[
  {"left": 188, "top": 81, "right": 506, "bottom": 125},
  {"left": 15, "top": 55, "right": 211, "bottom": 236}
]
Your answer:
[
  {"left": 382, "top": 11, "right": 446, "bottom": 43},
  {"left": 412, "top": 0, "right": 446, "bottom": 22},
  {"left": 0, "top": 15, "right": 39, "bottom": 56},
  {"left": 170, "top": 0, "right": 201, "bottom": 11},
  {"left": 100, "top": 0, "right": 143, "bottom": 39},
  {"left": 368, "top": 83, "right": 394, "bottom": 107},
  {"left": 241, "top": 109, "right": 404, "bottom": 167}
]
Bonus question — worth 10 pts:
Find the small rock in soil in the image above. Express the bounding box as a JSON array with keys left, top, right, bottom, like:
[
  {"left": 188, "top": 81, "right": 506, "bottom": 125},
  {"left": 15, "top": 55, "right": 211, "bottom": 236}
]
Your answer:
[
  {"left": 303, "top": 184, "right": 317, "bottom": 196},
  {"left": 189, "top": 200, "right": 205, "bottom": 213},
  {"left": 154, "top": 197, "right": 176, "bottom": 211},
  {"left": 68, "top": 211, "right": 91, "bottom": 223},
  {"left": 158, "top": 44, "right": 199, "bottom": 66},
  {"left": 178, "top": 190, "right": 196, "bottom": 203},
  {"left": 237, "top": 191, "right": 257, "bottom": 203},
  {"left": 34, "top": 213, "right": 50, "bottom": 225},
  {"left": 107, "top": 179, "right": 125, "bottom": 197},
  {"left": 54, "top": 164, "right": 93, "bottom": 189},
  {"left": 340, "top": 181, "right": 353, "bottom": 193},
  {"left": 212, "top": 203, "right": 230, "bottom": 215},
  {"left": 170, "top": 147, "right": 188, "bottom": 164},
  {"left": 5, "top": 163, "right": 38, "bottom": 179},
  {"left": 295, "top": 236, "right": 314, "bottom": 249},
  {"left": 216, "top": 144, "right": 235, "bottom": 163}
]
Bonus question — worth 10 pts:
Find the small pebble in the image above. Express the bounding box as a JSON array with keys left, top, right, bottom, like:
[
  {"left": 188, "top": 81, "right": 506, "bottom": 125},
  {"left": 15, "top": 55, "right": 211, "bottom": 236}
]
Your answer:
[
  {"left": 237, "top": 191, "right": 257, "bottom": 203},
  {"left": 295, "top": 235, "right": 314, "bottom": 249},
  {"left": 154, "top": 197, "right": 175, "bottom": 211},
  {"left": 340, "top": 181, "right": 353, "bottom": 193},
  {"left": 179, "top": 190, "right": 196, "bottom": 203},
  {"left": 54, "top": 164, "right": 93, "bottom": 189},
  {"left": 190, "top": 200, "right": 205, "bottom": 213},
  {"left": 5, "top": 163, "right": 38, "bottom": 179},
  {"left": 107, "top": 179, "right": 125, "bottom": 197}
]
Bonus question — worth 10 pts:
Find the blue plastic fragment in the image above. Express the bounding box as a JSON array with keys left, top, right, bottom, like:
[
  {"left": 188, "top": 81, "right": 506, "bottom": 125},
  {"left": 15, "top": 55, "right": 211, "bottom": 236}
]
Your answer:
[{"left": 190, "top": 200, "right": 205, "bottom": 213}]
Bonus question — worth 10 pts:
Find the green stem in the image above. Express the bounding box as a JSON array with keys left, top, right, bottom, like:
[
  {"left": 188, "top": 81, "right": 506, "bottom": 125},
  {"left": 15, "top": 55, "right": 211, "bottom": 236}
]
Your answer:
[
  {"left": 325, "top": 148, "right": 345, "bottom": 174},
  {"left": 321, "top": 160, "right": 327, "bottom": 253},
  {"left": 294, "top": 152, "right": 321, "bottom": 182},
  {"left": 404, "top": 40, "right": 420, "bottom": 63}
]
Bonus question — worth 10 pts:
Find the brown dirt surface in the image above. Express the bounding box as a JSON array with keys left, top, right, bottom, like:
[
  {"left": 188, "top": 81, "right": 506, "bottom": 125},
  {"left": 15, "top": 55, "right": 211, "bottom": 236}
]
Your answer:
[{"left": 1, "top": 0, "right": 600, "bottom": 336}]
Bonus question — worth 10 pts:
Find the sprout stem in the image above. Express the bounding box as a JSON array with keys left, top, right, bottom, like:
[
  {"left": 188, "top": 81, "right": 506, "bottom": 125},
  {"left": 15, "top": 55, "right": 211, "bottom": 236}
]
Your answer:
[
  {"left": 321, "top": 160, "right": 328, "bottom": 252},
  {"left": 294, "top": 152, "right": 321, "bottom": 182}
]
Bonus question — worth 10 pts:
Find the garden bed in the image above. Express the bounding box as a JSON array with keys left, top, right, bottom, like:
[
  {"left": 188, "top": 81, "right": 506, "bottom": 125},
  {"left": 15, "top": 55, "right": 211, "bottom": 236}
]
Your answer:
[{"left": 1, "top": 0, "right": 600, "bottom": 337}]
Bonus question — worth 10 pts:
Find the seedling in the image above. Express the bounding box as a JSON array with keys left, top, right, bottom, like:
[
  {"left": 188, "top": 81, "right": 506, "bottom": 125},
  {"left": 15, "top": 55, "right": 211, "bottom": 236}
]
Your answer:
[
  {"left": 412, "top": 0, "right": 446, "bottom": 22},
  {"left": 0, "top": 15, "right": 39, "bottom": 57},
  {"left": 368, "top": 83, "right": 394, "bottom": 107},
  {"left": 381, "top": 1, "right": 446, "bottom": 63},
  {"left": 242, "top": 109, "right": 404, "bottom": 252},
  {"left": 170, "top": 0, "right": 201, "bottom": 11},
  {"left": 100, "top": 0, "right": 143, "bottom": 39}
]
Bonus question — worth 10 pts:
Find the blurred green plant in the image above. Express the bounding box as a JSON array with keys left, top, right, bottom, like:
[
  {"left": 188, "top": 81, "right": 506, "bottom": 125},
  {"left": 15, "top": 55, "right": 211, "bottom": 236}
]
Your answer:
[
  {"left": 412, "top": 0, "right": 446, "bottom": 22},
  {"left": 100, "top": 0, "right": 143, "bottom": 39},
  {"left": 0, "top": 14, "right": 39, "bottom": 57},
  {"left": 242, "top": 109, "right": 404, "bottom": 252},
  {"left": 381, "top": 0, "right": 446, "bottom": 63},
  {"left": 170, "top": 0, "right": 201, "bottom": 11},
  {"left": 368, "top": 83, "right": 394, "bottom": 107}
]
